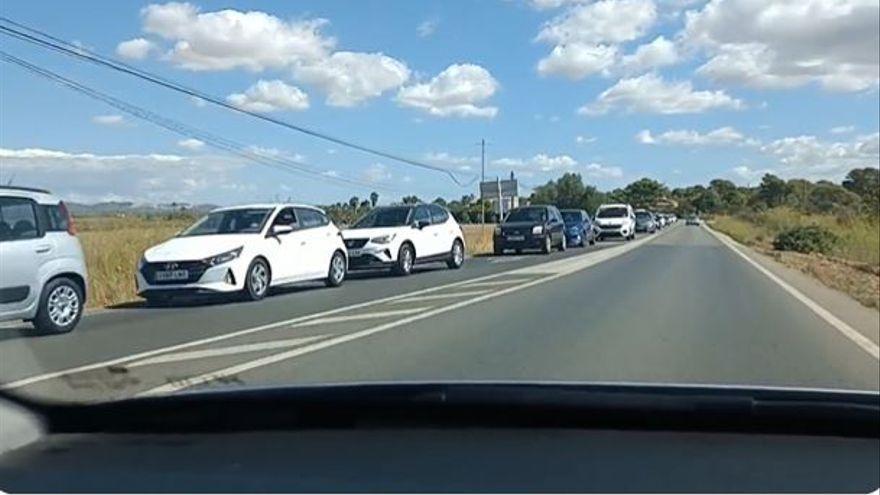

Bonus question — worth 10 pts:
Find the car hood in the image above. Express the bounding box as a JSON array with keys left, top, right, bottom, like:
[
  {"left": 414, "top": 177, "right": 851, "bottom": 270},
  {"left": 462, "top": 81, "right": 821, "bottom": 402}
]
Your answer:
[
  {"left": 500, "top": 221, "right": 541, "bottom": 231},
  {"left": 144, "top": 234, "right": 254, "bottom": 262},
  {"left": 342, "top": 226, "right": 408, "bottom": 239}
]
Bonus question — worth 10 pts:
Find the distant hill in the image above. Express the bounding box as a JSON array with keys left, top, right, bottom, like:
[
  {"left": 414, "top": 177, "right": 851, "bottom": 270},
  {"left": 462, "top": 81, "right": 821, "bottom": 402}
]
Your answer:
[{"left": 67, "top": 201, "right": 218, "bottom": 216}]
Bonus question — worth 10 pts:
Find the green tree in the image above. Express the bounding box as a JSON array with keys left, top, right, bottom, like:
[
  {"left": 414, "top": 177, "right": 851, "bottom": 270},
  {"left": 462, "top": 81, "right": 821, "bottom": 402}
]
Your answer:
[
  {"left": 806, "top": 183, "right": 862, "bottom": 216},
  {"left": 842, "top": 168, "right": 880, "bottom": 215},
  {"left": 757, "top": 174, "right": 792, "bottom": 208},
  {"left": 348, "top": 196, "right": 360, "bottom": 210},
  {"left": 369, "top": 191, "right": 379, "bottom": 207},
  {"left": 401, "top": 195, "right": 421, "bottom": 205},
  {"left": 620, "top": 178, "right": 668, "bottom": 208},
  {"left": 432, "top": 197, "right": 448, "bottom": 206}
]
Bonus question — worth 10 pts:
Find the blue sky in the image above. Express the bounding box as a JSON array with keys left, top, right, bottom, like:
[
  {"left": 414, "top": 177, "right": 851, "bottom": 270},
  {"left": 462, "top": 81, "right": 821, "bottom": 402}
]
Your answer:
[{"left": 0, "top": 0, "right": 878, "bottom": 205}]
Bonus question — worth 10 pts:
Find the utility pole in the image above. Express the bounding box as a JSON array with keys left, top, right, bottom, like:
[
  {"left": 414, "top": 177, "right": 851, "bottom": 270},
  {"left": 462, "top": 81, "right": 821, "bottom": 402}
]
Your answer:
[{"left": 480, "top": 138, "right": 486, "bottom": 225}]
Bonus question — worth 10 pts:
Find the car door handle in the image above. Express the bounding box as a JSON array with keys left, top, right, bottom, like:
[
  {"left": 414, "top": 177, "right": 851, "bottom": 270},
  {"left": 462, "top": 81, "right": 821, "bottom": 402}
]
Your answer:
[{"left": 36, "top": 244, "right": 52, "bottom": 254}]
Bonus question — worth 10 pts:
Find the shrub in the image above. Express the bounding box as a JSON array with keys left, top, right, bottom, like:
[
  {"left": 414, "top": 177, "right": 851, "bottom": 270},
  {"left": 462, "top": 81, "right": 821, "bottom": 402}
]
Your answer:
[{"left": 773, "top": 225, "right": 839, "bottom": 255}]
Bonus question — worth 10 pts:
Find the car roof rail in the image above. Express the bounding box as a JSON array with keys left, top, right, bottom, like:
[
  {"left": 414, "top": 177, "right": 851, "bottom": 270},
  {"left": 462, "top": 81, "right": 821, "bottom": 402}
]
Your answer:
[{"left": 0, "top": 185, "right": 51, "bottom": 194}]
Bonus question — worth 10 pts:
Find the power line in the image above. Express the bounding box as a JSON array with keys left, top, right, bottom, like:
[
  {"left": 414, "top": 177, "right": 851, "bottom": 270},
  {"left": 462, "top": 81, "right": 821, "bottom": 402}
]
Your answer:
[
  {"left": 0, "top": 50, "right": 408, "bottom": 195},
  {"left": 0, "top": 16, "right": 478, "bottom": 187}
]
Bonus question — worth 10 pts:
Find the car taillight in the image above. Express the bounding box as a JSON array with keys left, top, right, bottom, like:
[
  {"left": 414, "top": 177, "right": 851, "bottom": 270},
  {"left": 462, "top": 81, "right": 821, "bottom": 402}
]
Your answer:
[{"left": 59, "top": 201, "right": 77, "bottom": 235}]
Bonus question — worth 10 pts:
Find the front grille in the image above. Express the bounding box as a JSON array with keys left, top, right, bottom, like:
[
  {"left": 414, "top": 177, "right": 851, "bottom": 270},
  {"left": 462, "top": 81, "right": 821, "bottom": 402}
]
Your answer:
[
  {"left": 600, "top": 223, "right": 622, "bottom": 229},
  {"left": 141, "top": 260, "right": 209, "bottom": 285},
  {"left": 502, "top": 228, "right": 525, "bottom": 236},
  {"left": 344, "top": 238, "right": 369, "bottom": 249}
]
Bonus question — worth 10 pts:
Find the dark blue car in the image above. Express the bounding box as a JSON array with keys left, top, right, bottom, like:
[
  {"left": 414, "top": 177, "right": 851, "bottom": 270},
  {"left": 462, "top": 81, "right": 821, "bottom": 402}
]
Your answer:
[{"left": 560, "top": 209, "right": 596, "bottom": 247}]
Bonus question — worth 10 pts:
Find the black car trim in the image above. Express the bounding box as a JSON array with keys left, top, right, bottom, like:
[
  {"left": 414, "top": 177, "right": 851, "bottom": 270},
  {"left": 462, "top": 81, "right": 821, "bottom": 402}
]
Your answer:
[{"left": 0, "top": 285, "right": 29, "bottom": 303}]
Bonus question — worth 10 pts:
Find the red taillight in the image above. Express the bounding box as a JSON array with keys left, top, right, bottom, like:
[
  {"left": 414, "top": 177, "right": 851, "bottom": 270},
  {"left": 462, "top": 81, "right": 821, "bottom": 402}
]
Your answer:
[{"left": 59, "top": 201, "right": 77, "bottom": 235}]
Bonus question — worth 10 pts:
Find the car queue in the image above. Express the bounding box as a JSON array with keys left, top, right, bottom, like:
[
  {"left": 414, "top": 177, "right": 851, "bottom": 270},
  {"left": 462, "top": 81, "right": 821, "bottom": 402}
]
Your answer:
[{"left": 0, "top": 185, "right": 677, "bottom": 334}]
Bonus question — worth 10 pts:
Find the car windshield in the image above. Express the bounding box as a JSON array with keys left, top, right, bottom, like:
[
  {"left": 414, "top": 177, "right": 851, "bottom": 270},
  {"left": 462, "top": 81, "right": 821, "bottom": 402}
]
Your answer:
[
  {"left": 505, "top": 208, "right": 546, "bottom": 223},
  {"left": 1, "top": 0, "right": 878, "bottom": 434},
  {"left": 597, "top": 207, "right": 628, "bottom": 218},
  {"left": 352, "top": 207, "right": 412, "bottom": 228},
  {"left": 561, "top": 211, "right": 581, "bottom": 223},
  {"left": 179, "top": 208, "right": 271, "bottom": 236}
]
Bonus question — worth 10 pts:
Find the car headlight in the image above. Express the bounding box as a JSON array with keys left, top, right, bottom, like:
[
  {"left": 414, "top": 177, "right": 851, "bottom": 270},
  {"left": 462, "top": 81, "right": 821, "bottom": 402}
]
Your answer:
[
  {"left": 205, "top": 246, "right": 243, "bottom": 266},
  {"left": 371, "top": 234, "right": 396, "bottom": 244},
  {"left": 137, "top": 256, "right": 146, "bottom": 269},
  {"left": 532, "top": 225, "right": 544, "bottom": 235}
]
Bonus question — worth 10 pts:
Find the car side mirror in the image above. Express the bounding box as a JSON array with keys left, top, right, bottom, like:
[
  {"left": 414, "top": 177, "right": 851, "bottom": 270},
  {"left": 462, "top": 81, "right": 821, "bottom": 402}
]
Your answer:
[
  {"left": 269, "top": 224, "right": 294, "bottom": 237},
  {"left": 415, "top": 220, "right": 430, "bottom": 229}
]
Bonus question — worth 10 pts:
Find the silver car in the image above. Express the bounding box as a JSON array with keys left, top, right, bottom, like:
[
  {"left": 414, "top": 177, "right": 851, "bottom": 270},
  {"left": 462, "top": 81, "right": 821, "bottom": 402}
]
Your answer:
[{"left": 0, "top": 186, "right": 88, "bottom": 333}]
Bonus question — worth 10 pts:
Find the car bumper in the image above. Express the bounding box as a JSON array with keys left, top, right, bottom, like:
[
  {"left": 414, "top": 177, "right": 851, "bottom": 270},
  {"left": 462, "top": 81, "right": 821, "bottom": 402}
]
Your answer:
[
  {"left": 635, "top": 225, "right": 653, "bottom": 232},
  {"left": 596, "top": 226, "right": 632, "bottom": 237},
  {"left": 136, "top": 262, "right": 245, "bottom": 295},
  {"left": 494, "top": 234, "right": 547, "bottom": 251},
  {"left": 347, "top": 245, "right": 395, "bottom": 270}
]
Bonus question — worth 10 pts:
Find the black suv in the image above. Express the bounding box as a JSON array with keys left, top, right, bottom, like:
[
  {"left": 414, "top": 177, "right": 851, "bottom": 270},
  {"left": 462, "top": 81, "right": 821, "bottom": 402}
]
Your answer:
[{"left": 493, "top": 205, "right": 567, "bottom": 255}]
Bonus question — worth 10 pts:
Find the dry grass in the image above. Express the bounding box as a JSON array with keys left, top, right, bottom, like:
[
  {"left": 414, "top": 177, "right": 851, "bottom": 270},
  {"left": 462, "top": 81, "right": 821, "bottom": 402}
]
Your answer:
[
  {"left": 710, "top": 208, "right": 880, "bottom": 309},
  {"left": 77, "top": 216, "right": 498, "bottom": 308}
]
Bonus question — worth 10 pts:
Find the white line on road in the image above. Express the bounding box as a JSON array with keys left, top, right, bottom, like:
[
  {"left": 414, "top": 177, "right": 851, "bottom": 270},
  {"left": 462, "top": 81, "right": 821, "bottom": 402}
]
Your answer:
[
  {"left": 126, "top": 335, "right": 330, "bottom": 368},
  {"left": 459, "top": 279, "right": 536, "bottom": 288},
  {"left": 139, "top": 232, "right": 662, "bottom": 396},
  {"left": 290, "top": 308, "right": 432, "bottom": 327},
  {"left": 704, "top": 224, "right": 879, "bottom": 360},
  {"left": 388, "top": 290, "right": 493, "bottom": 304},
  {"left": 490, "top": 256, "right": 525, "bottom": 263}
]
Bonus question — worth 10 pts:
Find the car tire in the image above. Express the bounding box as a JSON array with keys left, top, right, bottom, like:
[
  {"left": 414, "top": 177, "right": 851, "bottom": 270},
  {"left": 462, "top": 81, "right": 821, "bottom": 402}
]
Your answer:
[
  {"left": 494, "top": 245, "right": 503, "bottom": 256},
  {"left": 558, "top": 235, "right": 567, "bottom": 252},
  {"left": 588, "top": 237, "right": 596, "bottom": 246},
  {"left": 32, "top": 277, "right": 83, "bottom": 334},
  {"left": 325, "top": 250, "right": 347, "bottom": 287},
  {"left": 446, "top": 239, "right": 465, "bottom": 269},
  {"left": 243, "top": 258, "right": 271, "bottom": 301},
  {"left": 542, "top": 236, "right": 552, "bottom": 254},
  {"left": 393, "top": 243, "right": 414, "bottom": 276}
]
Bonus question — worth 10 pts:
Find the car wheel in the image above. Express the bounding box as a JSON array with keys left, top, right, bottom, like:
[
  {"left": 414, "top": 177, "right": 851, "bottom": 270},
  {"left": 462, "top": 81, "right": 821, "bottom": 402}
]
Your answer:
[
  {"left": 542, "top": 235, "right": 552, "bottom": 254},
  {"left": 393, "top": 243, "right": 414, "bottom": 276},
  {"left": 588, "top": 236, "right": 596, "bottom": 246},
  {"left": 446, "top": 239, "right": 465, "bottom": 269},
  {"left": 32, "top": 277, "right": 83, "bottom": 334},
  {"left": 325, "top": 250, "right": 347, "bottom": 287},
  {"left": 559, "top": 235, "right": 567, "bottom": 252},
  {"left": 243, "top": 258, "right": 270, "bottom": 301}
]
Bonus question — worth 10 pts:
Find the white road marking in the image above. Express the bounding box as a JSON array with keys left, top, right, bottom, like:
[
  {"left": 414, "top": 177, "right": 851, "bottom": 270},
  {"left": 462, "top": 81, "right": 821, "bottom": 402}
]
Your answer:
[
  {"left": 140, "top": 232, "right": 663, "bottom": 396},
  {"left": 490, "top": 256, "right": 524, "bottom": 263},
  {"left": 458, "top": 279, "right": 536, "bottom": 288},
  {"left": 126, "top": 335, "right": 330, "bottom": 368},
  {"left": 704, "top": 224, "right": 879, "bottom": 360},
  {"left": 388, "top": 290, "right": 493, "bottom": 304},
  {"left": 290, "top": 308, "right": 432, "bottom": 328},
  {"left": 1, "top": 272, "right": 512, "bottom": 390}
]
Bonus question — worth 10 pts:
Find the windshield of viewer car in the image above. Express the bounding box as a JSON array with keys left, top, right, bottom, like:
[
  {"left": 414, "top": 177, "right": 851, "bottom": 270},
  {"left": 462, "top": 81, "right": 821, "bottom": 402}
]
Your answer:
[{"left": 179, "top": 208, "right": 271, "bottom": 236}]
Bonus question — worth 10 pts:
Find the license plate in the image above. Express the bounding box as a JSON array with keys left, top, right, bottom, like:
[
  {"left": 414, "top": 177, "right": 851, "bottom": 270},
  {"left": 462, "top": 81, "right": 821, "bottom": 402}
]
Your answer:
[
  {"left": 506, "top": 235, "right": 525, "bottom": 241},
  {"left": 154, "top": 269, "right": 189, "bottom": 281},
  {"left": 348, "top": 249, "right": 363, "bottom": 257}
]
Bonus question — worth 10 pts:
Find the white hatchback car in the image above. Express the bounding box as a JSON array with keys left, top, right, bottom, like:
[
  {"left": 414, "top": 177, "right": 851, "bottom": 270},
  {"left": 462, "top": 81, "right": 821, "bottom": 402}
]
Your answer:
[
  {"left": 0, "top": 186, "right": 88, "bottom": 333},
  {"left": 136, "top": 204, "right": 348, "bottom": 305},
  {"left": 342, "top": 204, "right": 465, "bottom": 275},
  {"left": 594, "top": 203, "right": 637, "bottom": 241}
]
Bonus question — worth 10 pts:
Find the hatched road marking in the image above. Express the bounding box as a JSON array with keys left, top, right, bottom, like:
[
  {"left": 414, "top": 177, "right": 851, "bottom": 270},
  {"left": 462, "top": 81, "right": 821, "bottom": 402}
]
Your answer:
[{"left": 126, "top": 335, "right": 331, "bottom": 368}]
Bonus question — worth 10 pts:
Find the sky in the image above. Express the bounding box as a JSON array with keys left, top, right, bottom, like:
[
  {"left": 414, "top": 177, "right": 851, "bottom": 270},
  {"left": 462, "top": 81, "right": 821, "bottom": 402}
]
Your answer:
[{"left": 0, "top": 0, "right": 878, "bottom": 206}]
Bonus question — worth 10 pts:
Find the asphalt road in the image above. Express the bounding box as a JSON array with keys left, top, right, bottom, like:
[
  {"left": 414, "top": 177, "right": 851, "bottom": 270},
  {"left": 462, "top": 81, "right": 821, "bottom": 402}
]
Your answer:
[{"left": 1, "top": 223, "right": 878, "bottom": 402}]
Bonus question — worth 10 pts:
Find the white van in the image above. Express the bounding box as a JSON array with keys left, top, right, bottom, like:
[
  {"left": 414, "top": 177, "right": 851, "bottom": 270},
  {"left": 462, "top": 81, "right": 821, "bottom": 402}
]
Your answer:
[
  {"left": 594, "top": 203, "right": 637, "bottom": 241},
  {"left": 0, "top": 186, "right": 88, "bottom": 333}
]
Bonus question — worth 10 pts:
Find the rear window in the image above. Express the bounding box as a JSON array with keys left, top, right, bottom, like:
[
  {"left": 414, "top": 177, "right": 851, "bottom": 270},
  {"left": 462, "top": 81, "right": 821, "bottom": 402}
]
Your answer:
[
  {"left": 597, "top": 207, "right": 628, "bottom": 218},
  {"left": 39, "top": 203, "right": 69, "bottom": 231}
]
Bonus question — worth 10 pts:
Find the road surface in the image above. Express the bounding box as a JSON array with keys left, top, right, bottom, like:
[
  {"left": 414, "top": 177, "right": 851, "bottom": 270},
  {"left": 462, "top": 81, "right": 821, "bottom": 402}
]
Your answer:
[{"left": 1, "top": 223, "right": 878, "bottom": 402}]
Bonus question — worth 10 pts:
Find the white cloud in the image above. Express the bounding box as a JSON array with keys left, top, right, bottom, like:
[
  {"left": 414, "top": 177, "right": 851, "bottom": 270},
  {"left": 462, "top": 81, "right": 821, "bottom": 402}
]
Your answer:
[
  {"left": 363, "top": 162, "right": 392, "bottom": 183},
  {"left": 397, "top": 64, "right": 499, "bottom": 118},
  {"left": 830, "top": 125, "right": 856, "bottom": 135},
  {"left": 424, "top": 152, "right": 479, "bottom": 171},
  {"left": 579, "top": 73, "right": 744, "bottom": 115},
  {"left": 116, "top": 38, "right": 156, "bottom": 60},
  {"left": 141, "top": 2, "right": 334, "bottom": 71},
  {"left": 416, "top": 19, "right": 438, "bottom": 38},
  {"left": 91, "top": 114, "right": 126, "bottom": 126},
  {"left": 731, "top": 165, "right": 774, "bottom": 182},
  {"left": 177, "top": 138, "right": 205, "bottom": 150},
  {"left": 683, "top": 0, "right": 879, "bottom": 92},
  {"left": 293, "top": 52, "right": 410, "bottom": 107},
  {"left": 575, "top": 135, "right": 597, "bottom": 144},
  {"left": 619, "top": 35, "right": 678, "bottom": 74},
  {"left": 0, "top": 147, "right": 243, "bottom": 203},
  {"left": 530, "top": 0, "right": 588, "bottom": 10},
  {"left": 584, "top": 162, "right": 624, "bottom": 179},
  {"left": 226, "top": 79, "right": 309, "bottom": 112},
  {"left": 537, "top": 43, "right": 618, "bottom": 79},
  {"left": 492, "top": 154, "right": 578, "bottom": 172},
  {"left": 536, "top": 0, "right": 657, "bottom": 45},
  {"left": 637, "top": 126, "right": 757, "bottom": 146}
]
